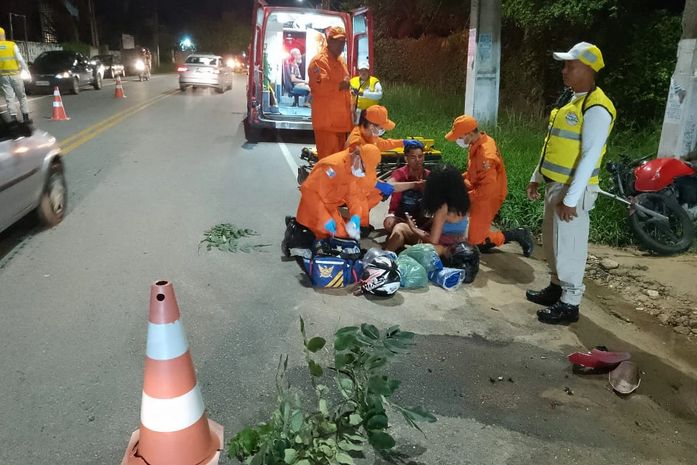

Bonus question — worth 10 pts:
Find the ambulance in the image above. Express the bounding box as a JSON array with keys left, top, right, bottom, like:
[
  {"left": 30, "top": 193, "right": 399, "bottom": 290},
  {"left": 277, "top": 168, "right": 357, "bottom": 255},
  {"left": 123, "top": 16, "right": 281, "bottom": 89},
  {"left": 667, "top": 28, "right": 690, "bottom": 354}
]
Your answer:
[{"left": 244, "top": 1, "right": 373, "bottom": 142}]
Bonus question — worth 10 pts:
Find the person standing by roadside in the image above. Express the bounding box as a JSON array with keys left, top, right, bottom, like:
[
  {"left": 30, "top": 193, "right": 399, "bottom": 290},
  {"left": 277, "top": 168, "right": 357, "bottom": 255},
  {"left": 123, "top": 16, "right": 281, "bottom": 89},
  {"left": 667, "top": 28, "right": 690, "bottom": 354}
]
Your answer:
[
  {"left": 526, "top": 42, "right": 616, "bottom": 325},
  {"left": 308, "top": 26, "right": 353, "bottom": 159},
  {"left": 444, "top": 115, "right": 533, "bottom": 256},
  {"left": 0, "top": 27, "right": 31, "bottom": 124},
  {"left": 349, "top": 60, "right": 382, "bottom": 124}
]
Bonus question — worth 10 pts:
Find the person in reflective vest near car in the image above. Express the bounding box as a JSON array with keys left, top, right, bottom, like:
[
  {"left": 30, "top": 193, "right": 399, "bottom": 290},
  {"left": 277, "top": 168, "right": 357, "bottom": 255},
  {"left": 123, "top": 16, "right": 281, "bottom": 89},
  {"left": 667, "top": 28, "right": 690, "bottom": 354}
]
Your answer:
[
  {"left": 296, "top": 144, "right": 382, "bottom": 240},
  {"left": 349, "top": 60, "right": 382, "bottom": 124},
  {"left": 0, "top": 27, "right": 31, "bottom": 123},
  {"left": 526, "top": 42, "right": 616, "bottom": 325},
  {"left": 308, "top": 26, "right": 353, "bottom": 159}
]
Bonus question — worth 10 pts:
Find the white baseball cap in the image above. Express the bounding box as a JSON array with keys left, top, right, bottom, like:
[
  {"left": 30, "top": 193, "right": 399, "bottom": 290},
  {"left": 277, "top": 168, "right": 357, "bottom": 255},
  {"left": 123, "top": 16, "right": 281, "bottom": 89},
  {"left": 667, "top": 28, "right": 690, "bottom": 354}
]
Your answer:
[
  {"left": 358, "top": 60, "right": 370, "bottom": 70},
  {"left": 553, "top": 41, "right": 605, "bottom": 72}
]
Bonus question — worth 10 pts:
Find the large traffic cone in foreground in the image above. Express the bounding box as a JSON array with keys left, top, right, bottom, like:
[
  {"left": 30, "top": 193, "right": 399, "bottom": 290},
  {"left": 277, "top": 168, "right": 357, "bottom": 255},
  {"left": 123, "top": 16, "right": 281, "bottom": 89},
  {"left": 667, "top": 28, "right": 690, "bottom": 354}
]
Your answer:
[
  {"left": 50, "top": 86, "right": 70, "bottom": 121},
  {"left": 114, "top": 75, "right": 126, "bottom": 98},
  {"left": 121, "top": 280, "right": 223, "bottom": 465}
]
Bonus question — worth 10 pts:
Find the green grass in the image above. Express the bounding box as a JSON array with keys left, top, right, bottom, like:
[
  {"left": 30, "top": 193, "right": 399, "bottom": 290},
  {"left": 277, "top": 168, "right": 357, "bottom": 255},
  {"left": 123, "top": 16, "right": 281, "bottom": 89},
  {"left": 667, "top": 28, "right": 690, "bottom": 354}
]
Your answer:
[{"left": 381, "top": 83, "right": 663, "bottom": 247}]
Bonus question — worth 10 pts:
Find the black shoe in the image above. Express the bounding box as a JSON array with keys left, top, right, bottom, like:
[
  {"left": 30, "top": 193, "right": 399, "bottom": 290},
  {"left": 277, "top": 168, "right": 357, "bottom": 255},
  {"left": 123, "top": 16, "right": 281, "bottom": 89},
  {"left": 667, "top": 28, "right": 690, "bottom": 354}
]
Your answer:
[
  {"left": 526, "top": 282, "right": 562, "bottom": 306},
  {"left": 503, "top": 227, "right": 534, "bottom": 257},
  {"left": 22, "top": 113, "right": 32, "bottom": 125},
  {"left": 360, "top": 225, "right": 374, "bottom": 239},
  {"left": 537, "top": 301, "right": 579, "bottom": 325}
]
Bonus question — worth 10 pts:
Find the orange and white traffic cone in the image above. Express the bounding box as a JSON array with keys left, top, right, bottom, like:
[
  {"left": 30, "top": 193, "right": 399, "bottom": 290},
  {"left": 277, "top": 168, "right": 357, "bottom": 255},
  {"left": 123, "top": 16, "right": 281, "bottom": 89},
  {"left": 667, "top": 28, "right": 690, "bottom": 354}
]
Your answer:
[
  {"left": 121, "top": 280, "right": 224, "bottom": 465},
  {"left": 114, "top": 75, "right": 126, "bottom": 98},
  {"left": 50, "top": 86, "right": 70, "bottom": 121}
]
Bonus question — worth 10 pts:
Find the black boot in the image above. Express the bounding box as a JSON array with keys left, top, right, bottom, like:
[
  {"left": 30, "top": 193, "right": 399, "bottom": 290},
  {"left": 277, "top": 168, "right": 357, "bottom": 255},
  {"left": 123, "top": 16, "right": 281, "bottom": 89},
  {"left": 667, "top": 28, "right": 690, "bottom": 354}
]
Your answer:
[
  {"left": 360, "top": 224, "right": 374, "bottom": 239},
  {"left": 22, "top": 113, "right": 32, "bottom": 125},
  {"left": 503, "top": 227, "right": 534, "bottom": 257},
  {"left": 526, "top": 282, "right": 562, "bottom": 306},
  {"left": 537, "top": 301, "right": 579, "bottom": 325}
]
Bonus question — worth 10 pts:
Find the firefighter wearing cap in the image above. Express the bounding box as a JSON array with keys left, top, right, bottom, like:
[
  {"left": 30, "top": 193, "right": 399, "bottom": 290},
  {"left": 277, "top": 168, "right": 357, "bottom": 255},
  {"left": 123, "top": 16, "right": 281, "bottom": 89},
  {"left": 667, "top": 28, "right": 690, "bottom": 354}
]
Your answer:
[
  {"left": 349, "top": 60, "right": 382, "bottom": 123},
  {"left": 526, "top": 41, "right": 616, "bottom": 325},
  {"left": 345, "top": 106, "right": 409, "bottom": 232},
  {"left": 308, "top": 26, "right": 353, "bottom": 159},
  {"left": 445, "top": 115, "right": 533, "bottom": 256},
  {"left": 296, "top": 144, "right": 382, "bottom": 240},
  {"left": 0, "top": 27, "right": 31, "bottom": 123}
]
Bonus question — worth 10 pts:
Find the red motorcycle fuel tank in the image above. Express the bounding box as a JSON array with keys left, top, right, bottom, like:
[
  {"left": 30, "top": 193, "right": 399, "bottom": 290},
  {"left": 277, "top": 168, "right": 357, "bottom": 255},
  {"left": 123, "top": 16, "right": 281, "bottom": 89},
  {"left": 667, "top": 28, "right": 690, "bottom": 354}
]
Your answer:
[{"left": 634, "top": 158, "right": 696, "bottom": 192}]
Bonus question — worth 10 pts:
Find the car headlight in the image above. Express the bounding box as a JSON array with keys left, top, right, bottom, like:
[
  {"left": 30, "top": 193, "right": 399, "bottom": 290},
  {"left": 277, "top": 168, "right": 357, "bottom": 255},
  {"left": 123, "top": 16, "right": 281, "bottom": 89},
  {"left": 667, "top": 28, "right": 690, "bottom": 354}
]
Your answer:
[
  {"left": 55, "top": 72, "right": 71, "bottom": 79},
  {"left": 20, "top": 69, "right": 31, "bottom": 81}
]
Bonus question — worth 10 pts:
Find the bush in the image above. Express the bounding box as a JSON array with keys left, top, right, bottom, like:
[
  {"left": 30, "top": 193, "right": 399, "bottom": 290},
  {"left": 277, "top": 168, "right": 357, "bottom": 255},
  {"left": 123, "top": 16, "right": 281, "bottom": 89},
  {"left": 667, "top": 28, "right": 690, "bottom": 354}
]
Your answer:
[
  {"left": 381, "top": 83, "right": 662, "bottom": 246},
  {"left": 60, "top": 42, "right": 92, "bottom": 57}
]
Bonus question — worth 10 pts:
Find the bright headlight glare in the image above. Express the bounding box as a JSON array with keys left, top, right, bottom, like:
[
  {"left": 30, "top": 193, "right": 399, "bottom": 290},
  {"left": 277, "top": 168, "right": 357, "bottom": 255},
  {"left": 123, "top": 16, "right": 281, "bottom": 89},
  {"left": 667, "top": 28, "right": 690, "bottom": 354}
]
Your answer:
[
  {"left": 55, "top": 72, "right": 71, "bottom": 79},
  {"left": 20, "top": 70, "right": 31, "bottom": 80}
]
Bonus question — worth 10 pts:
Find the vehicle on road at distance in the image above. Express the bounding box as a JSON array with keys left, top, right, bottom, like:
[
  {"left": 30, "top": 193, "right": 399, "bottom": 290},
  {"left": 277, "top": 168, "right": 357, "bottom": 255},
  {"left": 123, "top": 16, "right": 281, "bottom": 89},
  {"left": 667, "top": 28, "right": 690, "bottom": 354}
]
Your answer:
[
  {"left": 177, "top": 54, "right": 233, "bottom": 93},
  {"left": 26, "top": 50, "right": 103, "bottom": 95},
  {"left": 134, "top": 58, "right": 151, "bottom": 81},
  {"left": 244, "top": 1, "right": 373, "bottom": 142},
  {"left": 92, "top": 54, "right": 125, "bottom": 78},
  {"left": 0, "top": 117, "right": 67, "bottom": 234},
  {"left": 226, "top": 54, "right": 249, "bottom": 74}
]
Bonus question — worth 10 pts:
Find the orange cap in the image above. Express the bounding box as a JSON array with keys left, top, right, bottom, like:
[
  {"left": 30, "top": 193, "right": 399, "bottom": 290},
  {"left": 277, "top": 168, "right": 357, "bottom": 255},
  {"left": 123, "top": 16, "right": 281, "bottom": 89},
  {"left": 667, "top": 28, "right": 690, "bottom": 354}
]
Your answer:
[
  {"left": 445, "top": 115, "right": 478, "bottom": 141},
  {"left": 365, "top": 105, "right": 396, "bottom": 131},
  {"left": 360, "top": 144, "right": 382, "bottom": 171},
  {"left": 326, "top": 26, "right": 346, "bottom": 40}
]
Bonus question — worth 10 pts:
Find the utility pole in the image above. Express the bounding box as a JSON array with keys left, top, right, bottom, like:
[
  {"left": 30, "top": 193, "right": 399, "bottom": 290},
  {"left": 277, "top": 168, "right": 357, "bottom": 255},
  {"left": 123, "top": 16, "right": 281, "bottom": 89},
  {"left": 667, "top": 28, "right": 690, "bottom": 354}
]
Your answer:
[
  {"left": 87, "top": 0, "right": 100, "bottom": 48},
  {"left": 8, "top": 13, "right": 29, "bottom": 59},
  {"left": 464, "top": 0, "right": 502, "bottom": 126},
  {"left": 658, "top": 0, "right": 697, "bottom": 158}
]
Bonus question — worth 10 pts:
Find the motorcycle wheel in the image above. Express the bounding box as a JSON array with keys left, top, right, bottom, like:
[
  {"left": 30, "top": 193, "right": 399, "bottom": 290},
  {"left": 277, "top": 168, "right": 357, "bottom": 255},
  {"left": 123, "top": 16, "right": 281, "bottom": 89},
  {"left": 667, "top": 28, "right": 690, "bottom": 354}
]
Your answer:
[{"left": 629, "top": 192, "right": 695, "bottom": 255}]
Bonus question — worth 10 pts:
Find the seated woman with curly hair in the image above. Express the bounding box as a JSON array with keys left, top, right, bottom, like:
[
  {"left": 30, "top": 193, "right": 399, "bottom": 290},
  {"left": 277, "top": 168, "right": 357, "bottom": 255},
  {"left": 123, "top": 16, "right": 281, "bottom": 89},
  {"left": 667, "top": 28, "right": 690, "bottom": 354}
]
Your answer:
[{"left": 384, "top": 165, "right": 470, "bottom": 255}]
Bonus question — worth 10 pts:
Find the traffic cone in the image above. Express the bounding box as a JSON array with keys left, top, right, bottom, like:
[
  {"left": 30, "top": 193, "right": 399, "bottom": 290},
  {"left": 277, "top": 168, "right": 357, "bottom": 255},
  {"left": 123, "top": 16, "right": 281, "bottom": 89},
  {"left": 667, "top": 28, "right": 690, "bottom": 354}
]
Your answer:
[
  {"left": 50, "top": 86, "right": 70, "bottom": 121},
  {"left": 114, "top": 75, "right": 126, "bottom": 98},
  {"left": 121, "top": 280, "right": 223, "bottom": 465}
]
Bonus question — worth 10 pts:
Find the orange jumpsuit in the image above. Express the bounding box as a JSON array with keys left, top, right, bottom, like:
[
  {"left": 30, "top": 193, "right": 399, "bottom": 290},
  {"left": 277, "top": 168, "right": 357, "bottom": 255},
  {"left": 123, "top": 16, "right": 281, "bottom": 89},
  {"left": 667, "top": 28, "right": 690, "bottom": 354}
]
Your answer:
[
  {"left": 465, "top": 133, "right": 508, "bottom": 246},
  {"left": 308, "top": 49, "right": 353, "bottom": 159},
  {"left": 296, "top": 146, "right": 381, "bottom": 239},
  {"left": 346, "top": 127, "right": 404, "bottom": 226}
]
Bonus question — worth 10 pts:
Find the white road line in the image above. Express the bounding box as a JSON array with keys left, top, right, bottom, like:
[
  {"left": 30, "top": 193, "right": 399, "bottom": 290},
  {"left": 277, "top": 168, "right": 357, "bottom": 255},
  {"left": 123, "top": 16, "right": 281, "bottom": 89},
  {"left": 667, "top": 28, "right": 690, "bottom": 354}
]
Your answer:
[{"left": 278, "top": 138, "right": 300, "bottom": 179}]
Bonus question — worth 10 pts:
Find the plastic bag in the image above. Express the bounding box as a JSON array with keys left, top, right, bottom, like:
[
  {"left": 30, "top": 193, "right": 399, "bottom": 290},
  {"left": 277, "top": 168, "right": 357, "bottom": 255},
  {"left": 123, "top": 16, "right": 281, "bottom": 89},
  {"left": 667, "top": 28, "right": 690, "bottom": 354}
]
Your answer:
[
  {"left": 396, "top": 255, "right": 428, "bottom": 288},
  {"left": 428, "top": 267, "right": 465, "bottom": 291},
  {"left": 363, "top": 247, "right": 398, "bottom": 265},
  {"left": 400, "top": 244, "right": 443, "bottom": 274}
]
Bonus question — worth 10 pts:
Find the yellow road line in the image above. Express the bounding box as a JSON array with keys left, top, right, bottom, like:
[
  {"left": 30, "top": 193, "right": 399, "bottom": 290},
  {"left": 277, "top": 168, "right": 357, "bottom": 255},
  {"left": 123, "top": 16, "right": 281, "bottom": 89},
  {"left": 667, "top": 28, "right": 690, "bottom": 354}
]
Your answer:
[{"left": 59, "top": 89, "right": 178, "bottom": 152}]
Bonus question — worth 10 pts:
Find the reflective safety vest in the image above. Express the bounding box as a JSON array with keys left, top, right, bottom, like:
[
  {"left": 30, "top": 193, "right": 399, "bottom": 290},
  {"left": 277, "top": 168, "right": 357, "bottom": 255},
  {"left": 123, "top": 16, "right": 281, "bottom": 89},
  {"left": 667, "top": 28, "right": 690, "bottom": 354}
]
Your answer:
[
  {"left": 0, "top": 41, "right": 20, "bottom": 75},
  {"left": 539, "top": 87, "right": 616, "bottom": 185},
  {"left": 349, "top": 76, "right": 380, "bottom": 110}
]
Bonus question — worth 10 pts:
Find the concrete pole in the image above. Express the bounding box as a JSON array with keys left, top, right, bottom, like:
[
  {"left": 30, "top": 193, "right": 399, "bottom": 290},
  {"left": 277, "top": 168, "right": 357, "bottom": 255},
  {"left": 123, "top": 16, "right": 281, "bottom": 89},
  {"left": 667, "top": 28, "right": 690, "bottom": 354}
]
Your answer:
[
  {"left": 464, "top": 0, "right": 501, "bottom": 125},
  {"left": 658, "top": 0, "right": 697, "bottom": 158}
]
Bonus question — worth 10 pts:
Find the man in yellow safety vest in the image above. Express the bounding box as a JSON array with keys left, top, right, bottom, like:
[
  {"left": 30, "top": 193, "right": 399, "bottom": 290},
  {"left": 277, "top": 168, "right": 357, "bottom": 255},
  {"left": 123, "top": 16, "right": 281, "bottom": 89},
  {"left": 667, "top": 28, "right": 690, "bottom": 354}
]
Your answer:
[
  {"left": 526, "top": 41, "right": 616, "bottom": 325},
  {"left": 349, "top": 60, "right": 382, "bottom": 124},
  {"left": 0, "top": 27, "right": 31, "bottom": 123}
]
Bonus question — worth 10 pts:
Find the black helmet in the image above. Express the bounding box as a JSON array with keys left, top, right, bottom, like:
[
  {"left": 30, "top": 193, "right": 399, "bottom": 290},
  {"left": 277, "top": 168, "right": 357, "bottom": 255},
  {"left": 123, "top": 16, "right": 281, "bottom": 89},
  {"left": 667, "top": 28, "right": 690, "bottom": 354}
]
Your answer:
[
  {"left": 282, "top": 216, "right": 315, "bottom": 258},
  {"left": 445, "top": 242, "right": 480, "bottom": 284},
  {"left": 361, "top": 255, "right": 400, "bottom": 296}
]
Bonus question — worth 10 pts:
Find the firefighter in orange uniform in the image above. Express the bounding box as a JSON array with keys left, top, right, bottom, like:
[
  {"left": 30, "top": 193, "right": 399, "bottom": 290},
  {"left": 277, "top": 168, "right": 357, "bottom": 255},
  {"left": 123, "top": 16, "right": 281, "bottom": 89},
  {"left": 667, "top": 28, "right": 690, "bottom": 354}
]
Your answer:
[
  {"left": 308, "top": 26, "right": 353, "bottom": 159},
  {"left": 296, "top": 144, "right": 382, "bottom": 240},
  {"left": 444, "top": 115, "right": 534, "bottom": 256},
  {"left": 345, "top": 105, "right": 406, "bottom": 233}
]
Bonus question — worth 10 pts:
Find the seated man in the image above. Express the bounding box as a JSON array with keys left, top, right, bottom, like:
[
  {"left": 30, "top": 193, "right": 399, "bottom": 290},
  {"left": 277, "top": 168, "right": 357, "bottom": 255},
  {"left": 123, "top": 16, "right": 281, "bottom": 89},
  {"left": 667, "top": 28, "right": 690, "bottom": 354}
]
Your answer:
[
  {"left": 350, "top": 60, "right": 383, "bottom": 124},
  {"left": 296, "top": 144, "right": 381, "bottom": 240},
  {"left": 288, "top": 48, "right": 310, "bottom": 107},
  {"left": 383, "top": 139, "right": 430, "bottom": 234}
]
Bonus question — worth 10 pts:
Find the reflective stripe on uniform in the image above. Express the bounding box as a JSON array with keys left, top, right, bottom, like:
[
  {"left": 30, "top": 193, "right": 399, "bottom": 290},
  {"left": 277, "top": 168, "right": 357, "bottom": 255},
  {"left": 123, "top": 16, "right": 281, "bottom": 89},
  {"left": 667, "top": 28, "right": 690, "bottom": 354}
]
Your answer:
[
  {"left": 549, "top": 127, "right": 581, "bottom": 141},
  {"left": 541, "top": 160, "right": 600, "bottom": 179}
]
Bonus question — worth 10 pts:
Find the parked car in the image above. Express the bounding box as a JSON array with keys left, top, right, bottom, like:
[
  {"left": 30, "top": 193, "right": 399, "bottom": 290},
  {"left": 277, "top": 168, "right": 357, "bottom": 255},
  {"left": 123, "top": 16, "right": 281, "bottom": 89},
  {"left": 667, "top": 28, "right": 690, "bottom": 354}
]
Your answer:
[
  {"left": 0, "top": 117, "right": 66, "bottom": 234},
  {"left": 244, "top": 2, "right": 373, "bottom": 142},
  {"left": 92, "top": 54, "right": 125, "bottom": 79},
  {"left": 26, "top": 50, "right": 103, "bottom": 95},
  {"left": 177, "top": 54, "right": 233, "bottom": 93}
]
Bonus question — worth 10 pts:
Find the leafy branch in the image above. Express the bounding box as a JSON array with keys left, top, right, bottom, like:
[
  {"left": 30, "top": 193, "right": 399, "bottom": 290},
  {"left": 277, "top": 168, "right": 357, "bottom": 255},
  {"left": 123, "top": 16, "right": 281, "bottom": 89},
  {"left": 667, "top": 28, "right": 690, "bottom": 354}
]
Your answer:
[
  {"left": 228, "top": 319, "right": 437, "bottom": 465},
  {"left": 199, "top": 223, "right": 270, "bottom": 253}
]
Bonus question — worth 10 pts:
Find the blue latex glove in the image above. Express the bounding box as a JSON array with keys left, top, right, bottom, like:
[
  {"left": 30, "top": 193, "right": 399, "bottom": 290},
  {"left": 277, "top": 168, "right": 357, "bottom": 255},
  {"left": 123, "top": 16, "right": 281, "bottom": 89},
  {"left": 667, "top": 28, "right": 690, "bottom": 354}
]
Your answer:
[
  {"left": 403, "top": 139, "right": 425, "bottom": 151},
  {"left": 346, "top": 215, "right": 361, "bottom": 240},
  {"left": 375, "top": 181, "right": 394, "bottom": 200},
  {"left": 324, "top": 218, "right": 337, "bottom": 235}
]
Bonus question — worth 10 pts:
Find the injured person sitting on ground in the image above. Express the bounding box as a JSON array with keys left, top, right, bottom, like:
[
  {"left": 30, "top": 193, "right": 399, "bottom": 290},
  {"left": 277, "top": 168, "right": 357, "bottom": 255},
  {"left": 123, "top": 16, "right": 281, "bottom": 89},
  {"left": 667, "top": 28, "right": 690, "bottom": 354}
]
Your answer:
[
  {"left": 444, "top": 114, "right": 534, "bottom": 256},
  {"left": 295, "top": 144, "right": 382, "bottom": 241},
  {"left": 384, "top": 165, "right": 471, "bottom": 256}
]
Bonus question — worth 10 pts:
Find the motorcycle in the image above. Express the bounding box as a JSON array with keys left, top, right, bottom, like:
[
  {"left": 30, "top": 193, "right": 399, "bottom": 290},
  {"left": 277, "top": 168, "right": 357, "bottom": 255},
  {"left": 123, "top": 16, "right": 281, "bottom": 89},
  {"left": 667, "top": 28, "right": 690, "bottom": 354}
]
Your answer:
[
  {"left": 134, "top": 59, "right": 151, "bottom": 82},
  {"left": 601, "top": 155, "right": 697, "bottom": 255}
]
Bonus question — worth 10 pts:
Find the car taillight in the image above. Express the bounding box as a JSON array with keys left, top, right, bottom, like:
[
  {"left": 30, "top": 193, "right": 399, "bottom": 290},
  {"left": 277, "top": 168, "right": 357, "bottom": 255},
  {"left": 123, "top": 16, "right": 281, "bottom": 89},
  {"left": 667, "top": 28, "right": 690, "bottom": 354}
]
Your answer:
[{"left": 177, "top": 66, "right": 188, "bottom": 72}]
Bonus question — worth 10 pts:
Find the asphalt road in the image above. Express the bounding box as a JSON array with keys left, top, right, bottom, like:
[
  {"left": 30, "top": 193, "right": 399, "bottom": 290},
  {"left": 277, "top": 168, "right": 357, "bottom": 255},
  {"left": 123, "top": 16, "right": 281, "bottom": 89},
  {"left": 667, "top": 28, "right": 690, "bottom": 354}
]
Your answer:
[{"left": 1, "top": 74, "right": 696, "bottom": 465}]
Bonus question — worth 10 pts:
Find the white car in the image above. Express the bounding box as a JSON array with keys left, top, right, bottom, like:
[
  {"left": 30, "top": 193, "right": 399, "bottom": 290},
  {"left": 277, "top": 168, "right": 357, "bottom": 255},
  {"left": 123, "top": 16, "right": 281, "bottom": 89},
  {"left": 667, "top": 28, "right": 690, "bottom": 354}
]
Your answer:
[
  {"left": 0, "top": 118, "right": 66, "bottom": 233},
  {"left": 177, "top": 54, "right": 233, "bottom": 93}
]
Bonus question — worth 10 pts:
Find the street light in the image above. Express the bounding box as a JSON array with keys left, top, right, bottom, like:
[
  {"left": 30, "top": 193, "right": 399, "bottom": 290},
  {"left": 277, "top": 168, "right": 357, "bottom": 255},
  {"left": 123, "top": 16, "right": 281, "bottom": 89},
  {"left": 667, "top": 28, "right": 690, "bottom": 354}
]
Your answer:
[{"left": 179, "top": 36, "right": 194, "bottom": 51}]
